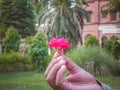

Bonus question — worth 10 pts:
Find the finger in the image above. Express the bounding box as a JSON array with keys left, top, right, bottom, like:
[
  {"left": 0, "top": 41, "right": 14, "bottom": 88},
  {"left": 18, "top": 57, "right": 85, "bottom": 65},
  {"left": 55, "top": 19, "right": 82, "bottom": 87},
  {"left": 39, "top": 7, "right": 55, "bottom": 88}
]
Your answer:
[
  {"left": 63, "top": 55, "right": 80, "bottom": 74},
  {"left": 44, "top": 51, "right": 62, "bottom": 77},
  {"left": 46, "top": 60, "right": 66, "bottom": 85},
  {"left": 56, "top": 65, "right": 67, "bottom": 86},
  {"left": 44, "top": 56, "right": 64, "bottom": 77}
]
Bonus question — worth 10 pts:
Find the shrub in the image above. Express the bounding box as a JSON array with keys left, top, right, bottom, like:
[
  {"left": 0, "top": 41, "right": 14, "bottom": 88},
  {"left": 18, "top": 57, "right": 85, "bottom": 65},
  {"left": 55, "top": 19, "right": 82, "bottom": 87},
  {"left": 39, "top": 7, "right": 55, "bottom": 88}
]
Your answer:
[
  {"left": 2, "top": 27, "right": 21, "bottom": 53},
  {"left": 85, "top": 35, "right": 99, "bottom": 47},
  {"left": 0, "top": 52, "right": 33, "bottom": 73},
  {"left": 67, "top": 46, "right": 115, "bottom": 76},
  {"left": 109, "top": 61, "right": 120, "bottom": 76},
  {"left": 103, "top": 39, "right": 120, "bottom": 60},
  {"left": 28, "top": 32, "right": 49, "bottom": 71}
]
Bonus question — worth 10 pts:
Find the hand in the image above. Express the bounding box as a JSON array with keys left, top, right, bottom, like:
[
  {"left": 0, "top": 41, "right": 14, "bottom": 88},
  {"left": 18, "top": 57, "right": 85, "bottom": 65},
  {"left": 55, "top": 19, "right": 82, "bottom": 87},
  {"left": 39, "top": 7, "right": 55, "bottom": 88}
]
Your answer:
[{"left": 45, "top": 51, "right": 102, "bottom": 90}]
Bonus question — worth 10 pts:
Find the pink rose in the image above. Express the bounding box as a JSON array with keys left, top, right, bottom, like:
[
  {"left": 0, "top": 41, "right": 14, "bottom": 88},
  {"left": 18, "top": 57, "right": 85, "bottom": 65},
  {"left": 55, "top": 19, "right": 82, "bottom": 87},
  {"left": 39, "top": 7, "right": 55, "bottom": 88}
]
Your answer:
[{"left": 48, "top": 37, "right": 70, "bottom": 50}]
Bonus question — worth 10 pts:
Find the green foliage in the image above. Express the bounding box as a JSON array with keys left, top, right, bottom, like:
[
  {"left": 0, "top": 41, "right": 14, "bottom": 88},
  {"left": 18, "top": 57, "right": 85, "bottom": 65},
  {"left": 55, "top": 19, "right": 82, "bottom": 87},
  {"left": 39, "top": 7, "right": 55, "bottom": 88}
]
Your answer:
[
  {"left": 103, "top": 39, "right": 120, "bottom": 60},
  {"left": 107, "top": 0, "right": 120, "bottom": 13},
  {"left": 0, "top": 23, "right": 6, "bottom": 38},
  {"left": 85, "top": 35, "right": 99, "bottom": 47},
  {"left": 38, "top": 0, "right": 89, "bottom": 47},
  {"left": 0, "top": 0, "right": 36, "bottom": 38},
  {"left": 25, "top": 36, "right": 34, "bottom": 44},
  {"left": 67, "top": 47, "right": 115, "bottom": 76},
  {"left": 2, "top": 27, "right": 21, "bottom": 53},
  {"left": 28, "top": 32, "right": 48, "bottom": 71},
  {"left": 109, "top": 61, "right": 120, "bottom": 76},
  {"left": 0, "top": 52, "right": 33, "bottom": 73}
]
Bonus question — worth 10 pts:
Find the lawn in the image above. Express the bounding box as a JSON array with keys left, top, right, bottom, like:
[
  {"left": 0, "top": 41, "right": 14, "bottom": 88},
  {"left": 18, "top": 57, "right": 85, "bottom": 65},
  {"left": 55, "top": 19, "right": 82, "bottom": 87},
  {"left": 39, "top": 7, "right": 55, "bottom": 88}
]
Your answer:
[
  {"left": 0, "top": 72, "right": 120, "bottom": 90},
  {"left": 0, "top": 72, "right": 52, "bottom": 90},
  {"left": 98, "top": 77, "right": 120, "bottom": 90}
]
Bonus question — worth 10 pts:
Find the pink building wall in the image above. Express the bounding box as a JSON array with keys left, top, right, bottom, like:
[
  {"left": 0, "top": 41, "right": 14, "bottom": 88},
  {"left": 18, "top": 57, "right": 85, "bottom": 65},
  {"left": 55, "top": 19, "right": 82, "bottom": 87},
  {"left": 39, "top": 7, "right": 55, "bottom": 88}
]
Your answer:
[{"left": 82, "top": 0, "right": 120, "bottom": 45}]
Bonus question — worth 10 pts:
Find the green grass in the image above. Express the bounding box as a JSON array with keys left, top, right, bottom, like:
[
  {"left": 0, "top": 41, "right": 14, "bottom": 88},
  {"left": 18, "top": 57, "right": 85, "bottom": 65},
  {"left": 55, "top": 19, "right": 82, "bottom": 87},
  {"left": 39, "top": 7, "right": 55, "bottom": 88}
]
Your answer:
[
  {"left": 0, "top": 72, "right": 120, "bottom": 90},
  {"left": 0, "top": 72, "right": 52, "bottom": 90},
  {"left": 98, "top": 77, "right": 120, "bottom": 90}
]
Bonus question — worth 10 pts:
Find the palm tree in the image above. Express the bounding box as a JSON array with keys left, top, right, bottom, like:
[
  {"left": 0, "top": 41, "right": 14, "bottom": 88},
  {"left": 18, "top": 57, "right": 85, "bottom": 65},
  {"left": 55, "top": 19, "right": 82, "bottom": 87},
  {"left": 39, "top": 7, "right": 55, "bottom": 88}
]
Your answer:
[{"left": 37, "top": 0, "right": 89, "bottom": 47}]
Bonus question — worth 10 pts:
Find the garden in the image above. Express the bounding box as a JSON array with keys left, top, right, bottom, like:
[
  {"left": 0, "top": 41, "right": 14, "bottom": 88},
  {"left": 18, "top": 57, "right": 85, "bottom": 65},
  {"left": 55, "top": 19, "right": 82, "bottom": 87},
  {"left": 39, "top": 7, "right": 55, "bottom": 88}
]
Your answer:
[{"left": 0, "top": 0, "right": 120, "bottom": 90}]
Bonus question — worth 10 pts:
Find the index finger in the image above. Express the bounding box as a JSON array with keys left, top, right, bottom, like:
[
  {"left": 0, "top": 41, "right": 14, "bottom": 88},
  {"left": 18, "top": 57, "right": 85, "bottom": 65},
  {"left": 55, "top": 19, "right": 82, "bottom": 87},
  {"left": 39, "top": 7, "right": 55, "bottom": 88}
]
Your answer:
[{"left": 44, "top": 51, "right": 64, "bottom": 77}]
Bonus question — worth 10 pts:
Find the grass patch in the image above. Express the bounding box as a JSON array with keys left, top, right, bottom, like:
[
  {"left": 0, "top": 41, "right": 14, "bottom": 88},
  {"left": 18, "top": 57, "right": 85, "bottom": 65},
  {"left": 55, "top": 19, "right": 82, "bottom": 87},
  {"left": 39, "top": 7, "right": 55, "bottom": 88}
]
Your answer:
[
  {"left": 0, "top": 72, "right": 52, "bottom": 90},
  {"left": 0, "top": 72, "right": 119, "bottom": 90},
  {"left": 98, "top": 77, "right": 120, "bottom": 90}
]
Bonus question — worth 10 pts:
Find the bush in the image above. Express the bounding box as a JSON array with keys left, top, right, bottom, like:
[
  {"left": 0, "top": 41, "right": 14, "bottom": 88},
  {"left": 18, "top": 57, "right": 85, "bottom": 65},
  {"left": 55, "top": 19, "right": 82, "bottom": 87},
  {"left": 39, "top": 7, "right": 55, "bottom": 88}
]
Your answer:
[
  {"left": 28, "top": 32, "right": 49, "bottom": 71},
  {"left": 67, "top": 46, "right": 115, "bottom": 76},
  {"left": 109, "top": 61, "right": 120, "bottom": 76},
  {"left": 0, "top": 52, "right": 33, "bottom": 73},
  {"left": 103, "top": 39, "right": 120, "bottom": 60},
  {"left": 2, "top": 27, "right": 21, "bottom": 53},
  {"left": 85, "top": 35, "right": 99, "bottom": 47}
]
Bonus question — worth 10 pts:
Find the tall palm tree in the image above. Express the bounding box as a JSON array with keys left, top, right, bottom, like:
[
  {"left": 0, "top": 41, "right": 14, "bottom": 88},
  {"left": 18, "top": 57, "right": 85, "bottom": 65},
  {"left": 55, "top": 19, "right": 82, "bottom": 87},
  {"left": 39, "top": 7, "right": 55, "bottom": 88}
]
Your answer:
[{"left": 38, "top": 0, "right": 89, "bottom": 47}]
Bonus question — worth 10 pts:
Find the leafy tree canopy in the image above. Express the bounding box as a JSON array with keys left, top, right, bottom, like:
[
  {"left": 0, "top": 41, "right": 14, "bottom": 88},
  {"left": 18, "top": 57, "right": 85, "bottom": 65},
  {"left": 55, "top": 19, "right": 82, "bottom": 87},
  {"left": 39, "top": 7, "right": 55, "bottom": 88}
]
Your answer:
[
  {"left": 0, "top": 0, "right": 36, "bottom": 38},
  {"left": 107, "top": 0, "right": 120, "bottom": 13}
]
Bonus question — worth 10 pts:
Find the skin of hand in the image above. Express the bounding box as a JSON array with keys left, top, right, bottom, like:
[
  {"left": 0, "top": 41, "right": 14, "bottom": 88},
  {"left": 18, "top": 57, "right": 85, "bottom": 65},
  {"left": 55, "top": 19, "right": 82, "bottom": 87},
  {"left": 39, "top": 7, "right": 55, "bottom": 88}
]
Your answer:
[{"left": 44, "top": 51, "right": 102, "bottom": 90}]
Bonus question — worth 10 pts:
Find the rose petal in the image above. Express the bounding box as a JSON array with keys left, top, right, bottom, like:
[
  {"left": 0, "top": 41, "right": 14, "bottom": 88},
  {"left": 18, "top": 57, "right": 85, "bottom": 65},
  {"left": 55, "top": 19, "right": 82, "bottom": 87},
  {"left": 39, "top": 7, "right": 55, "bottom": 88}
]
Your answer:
[{"left": 48, "top": 37, "right": 70, "bottom": 50}]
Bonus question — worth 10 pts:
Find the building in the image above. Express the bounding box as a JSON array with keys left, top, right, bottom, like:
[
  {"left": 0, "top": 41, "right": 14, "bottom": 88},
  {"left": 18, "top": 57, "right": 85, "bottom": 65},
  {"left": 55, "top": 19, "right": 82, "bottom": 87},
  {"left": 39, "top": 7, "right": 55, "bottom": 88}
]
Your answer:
[{"left": 82, "top": 0, "right": 120, "bottom": 45}]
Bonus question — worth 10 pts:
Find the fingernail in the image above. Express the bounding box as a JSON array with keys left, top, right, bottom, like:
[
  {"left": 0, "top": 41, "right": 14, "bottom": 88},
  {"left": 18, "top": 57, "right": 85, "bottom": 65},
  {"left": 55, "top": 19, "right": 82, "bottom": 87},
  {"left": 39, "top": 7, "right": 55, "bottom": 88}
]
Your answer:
[{"left": 61, "top": 65, "right": 66, "bottom": 70}]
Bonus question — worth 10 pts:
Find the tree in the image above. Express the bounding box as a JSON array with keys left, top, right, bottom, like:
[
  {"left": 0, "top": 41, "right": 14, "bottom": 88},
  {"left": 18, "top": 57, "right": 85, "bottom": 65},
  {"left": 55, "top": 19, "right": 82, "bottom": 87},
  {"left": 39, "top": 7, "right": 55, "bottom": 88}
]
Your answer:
[
  {"left": 0, "top": 0, "right": 36, "bottom": 38},
  {"left": 2, "top": 27, "right": 21, "bottom": 53},
  {"left": 107, "top": 0, "right": 120, "bottom": 13},
  {"left": 29, "top": 0, "right": 53, "bottom": 25},
  {"left": 38, "top": 0, "right": 89, "bottom": 47}
]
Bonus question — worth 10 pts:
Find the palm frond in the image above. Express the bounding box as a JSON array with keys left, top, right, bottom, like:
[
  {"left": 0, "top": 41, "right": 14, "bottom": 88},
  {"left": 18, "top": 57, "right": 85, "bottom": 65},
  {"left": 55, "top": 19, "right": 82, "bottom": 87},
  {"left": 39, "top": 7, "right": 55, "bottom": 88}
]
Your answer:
[{"left": 37, "top": 0, "right": 88, "bottom": 47}]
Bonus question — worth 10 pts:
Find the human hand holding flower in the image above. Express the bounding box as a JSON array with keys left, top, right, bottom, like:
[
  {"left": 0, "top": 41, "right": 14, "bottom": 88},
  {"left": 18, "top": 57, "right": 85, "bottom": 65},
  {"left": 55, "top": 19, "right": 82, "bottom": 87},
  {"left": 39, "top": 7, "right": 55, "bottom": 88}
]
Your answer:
[
  {"left": 44, "top": 52, "right": 102, "bottom": 90},
  {"left": 45, "top": 37, "right": 102, "bottom": 90}
]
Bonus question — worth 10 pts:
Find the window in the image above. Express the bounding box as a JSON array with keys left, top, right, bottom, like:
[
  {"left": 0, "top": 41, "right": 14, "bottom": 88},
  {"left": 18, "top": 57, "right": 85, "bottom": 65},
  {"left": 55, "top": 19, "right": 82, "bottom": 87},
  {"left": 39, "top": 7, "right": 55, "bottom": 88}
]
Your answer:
[
  {"left": 87, "top": 11, "right": 92, "bottom": 23},
  {"left": 110, "top": 13, "right": 117, "bottom": 21}
]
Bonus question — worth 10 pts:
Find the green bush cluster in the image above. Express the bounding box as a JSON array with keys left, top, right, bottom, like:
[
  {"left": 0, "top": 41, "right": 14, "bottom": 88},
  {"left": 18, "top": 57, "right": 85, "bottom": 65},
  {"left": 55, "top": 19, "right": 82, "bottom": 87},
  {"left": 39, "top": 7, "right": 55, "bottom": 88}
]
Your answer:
[
  {"left": 28, "top": 32, "right": 49, "bottom": 71},
  {"left": 85, "top": 35, "right": 99, "bottom": 47},
  {"left": 67, "top": 46, "right": 119, "bottom": 76},
  {"left": 109, "top": 61, "right": 120, "bottom": 76},
  {"left": 103, "top": 39, "right": 120, "bottom": 60},
  {"left": 2, "top": 27, "right": 21, "bottom": 53},
  {"left": 0, "top": 52, "right": 33, "bottom": 73}
]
